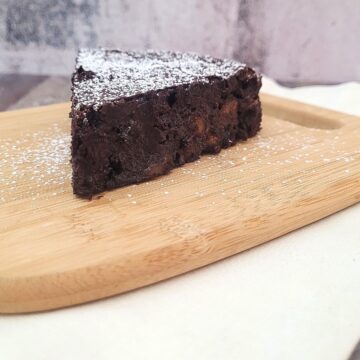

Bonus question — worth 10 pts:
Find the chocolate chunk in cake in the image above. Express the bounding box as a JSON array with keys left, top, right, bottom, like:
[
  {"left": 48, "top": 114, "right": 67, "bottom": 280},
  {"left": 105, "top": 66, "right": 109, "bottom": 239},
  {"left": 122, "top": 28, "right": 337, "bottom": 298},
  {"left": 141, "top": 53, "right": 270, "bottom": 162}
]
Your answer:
[{"left": 71, "top": 49, "right": 262, "bottom": 197}]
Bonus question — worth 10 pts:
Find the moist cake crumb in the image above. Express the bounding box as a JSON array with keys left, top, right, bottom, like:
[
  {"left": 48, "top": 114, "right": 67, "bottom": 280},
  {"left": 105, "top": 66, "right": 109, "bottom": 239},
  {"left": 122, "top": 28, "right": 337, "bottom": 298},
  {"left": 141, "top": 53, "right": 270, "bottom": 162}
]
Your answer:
[{"left": 70, "top": 48, "right": 262, "bottom": 197}]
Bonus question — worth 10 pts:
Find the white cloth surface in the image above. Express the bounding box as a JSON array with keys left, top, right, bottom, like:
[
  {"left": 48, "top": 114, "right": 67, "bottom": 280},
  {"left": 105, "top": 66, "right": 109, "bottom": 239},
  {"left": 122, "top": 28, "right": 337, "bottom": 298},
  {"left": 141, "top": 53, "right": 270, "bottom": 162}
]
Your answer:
[{"left": 1, "top": 77, "right": 360, "bottom": 360}]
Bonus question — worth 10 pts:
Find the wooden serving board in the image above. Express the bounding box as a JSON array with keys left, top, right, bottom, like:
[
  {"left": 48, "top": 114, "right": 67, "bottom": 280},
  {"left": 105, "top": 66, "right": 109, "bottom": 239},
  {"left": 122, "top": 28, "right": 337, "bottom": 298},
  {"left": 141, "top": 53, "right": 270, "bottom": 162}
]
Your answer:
[{"left": 0, "top": 94, "right": 359, "bottom": 313}]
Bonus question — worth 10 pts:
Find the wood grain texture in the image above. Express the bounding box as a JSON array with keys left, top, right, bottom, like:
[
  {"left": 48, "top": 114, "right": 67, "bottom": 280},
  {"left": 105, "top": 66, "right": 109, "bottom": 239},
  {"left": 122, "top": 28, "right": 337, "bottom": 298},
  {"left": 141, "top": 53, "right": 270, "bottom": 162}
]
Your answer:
[{"left": 0, "top": 94, "right": 359, "bottom": 313}]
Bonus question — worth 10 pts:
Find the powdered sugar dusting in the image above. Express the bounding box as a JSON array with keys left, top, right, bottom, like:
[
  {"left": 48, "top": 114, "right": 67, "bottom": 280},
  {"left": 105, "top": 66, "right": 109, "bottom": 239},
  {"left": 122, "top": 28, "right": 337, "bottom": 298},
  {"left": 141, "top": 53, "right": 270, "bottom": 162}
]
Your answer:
[
  {"left": 72, "top": 48, "right": 246, "bottom": 109},
  {"left": 0, "top": 124, "right": 71, "bottom": 203}
]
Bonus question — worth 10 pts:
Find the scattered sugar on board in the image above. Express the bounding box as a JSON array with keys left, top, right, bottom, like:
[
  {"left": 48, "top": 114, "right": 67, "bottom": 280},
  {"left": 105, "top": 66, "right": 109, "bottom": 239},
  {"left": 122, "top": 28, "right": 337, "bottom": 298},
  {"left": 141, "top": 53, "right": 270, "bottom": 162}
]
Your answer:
[
  {"left": 146, "top": 128, "right": 358, "bottom": 205},
  {"left": 0, "top": 124, "right": 71, "bottom": 203}
]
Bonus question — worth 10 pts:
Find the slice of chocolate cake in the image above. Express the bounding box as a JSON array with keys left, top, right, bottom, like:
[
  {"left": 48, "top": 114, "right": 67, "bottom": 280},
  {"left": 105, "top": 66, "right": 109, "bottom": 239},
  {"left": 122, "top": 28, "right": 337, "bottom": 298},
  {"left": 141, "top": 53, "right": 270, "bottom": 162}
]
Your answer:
[{"left": 71, "top": 49, "right": 262, "bottom": 197}]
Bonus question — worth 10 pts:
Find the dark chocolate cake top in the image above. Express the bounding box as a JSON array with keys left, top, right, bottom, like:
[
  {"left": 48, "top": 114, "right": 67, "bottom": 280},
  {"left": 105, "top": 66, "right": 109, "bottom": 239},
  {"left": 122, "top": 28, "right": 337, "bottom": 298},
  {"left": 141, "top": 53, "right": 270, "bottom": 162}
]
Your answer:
[{"left": 72, "top": 48, "right": 246, "bottom": 109}]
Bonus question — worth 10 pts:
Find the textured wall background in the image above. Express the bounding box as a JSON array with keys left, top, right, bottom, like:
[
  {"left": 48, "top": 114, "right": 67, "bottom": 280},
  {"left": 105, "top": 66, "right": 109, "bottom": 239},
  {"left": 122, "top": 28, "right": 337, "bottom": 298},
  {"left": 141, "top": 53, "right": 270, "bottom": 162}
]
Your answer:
[{"left": 0, "top": 0, "right": 359, "bottom": 84}]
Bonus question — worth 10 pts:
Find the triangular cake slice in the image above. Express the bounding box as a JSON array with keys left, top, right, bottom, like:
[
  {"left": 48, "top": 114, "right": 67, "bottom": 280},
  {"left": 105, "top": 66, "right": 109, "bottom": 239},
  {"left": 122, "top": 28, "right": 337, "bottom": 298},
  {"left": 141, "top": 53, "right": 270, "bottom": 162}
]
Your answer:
[{"left": 71, "top": 49, "right": 262, "bottom": 197}]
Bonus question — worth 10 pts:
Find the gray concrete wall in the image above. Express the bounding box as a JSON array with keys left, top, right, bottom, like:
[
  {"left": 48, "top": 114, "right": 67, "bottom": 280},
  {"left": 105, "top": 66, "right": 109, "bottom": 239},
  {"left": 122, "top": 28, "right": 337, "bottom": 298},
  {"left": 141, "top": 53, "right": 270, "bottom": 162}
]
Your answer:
[{"left": 0, "top": 0, "right": 359, "bottom": 84}]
